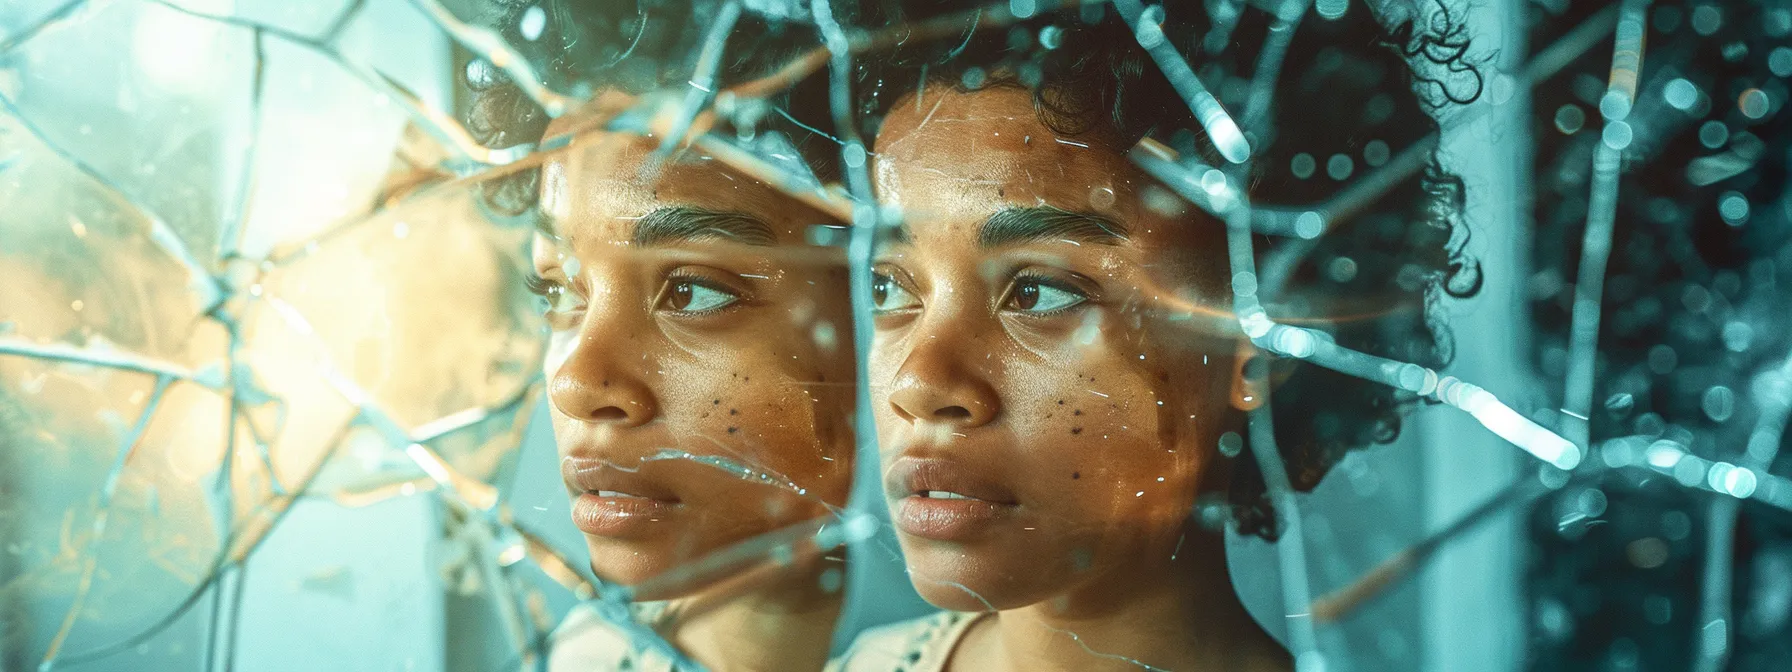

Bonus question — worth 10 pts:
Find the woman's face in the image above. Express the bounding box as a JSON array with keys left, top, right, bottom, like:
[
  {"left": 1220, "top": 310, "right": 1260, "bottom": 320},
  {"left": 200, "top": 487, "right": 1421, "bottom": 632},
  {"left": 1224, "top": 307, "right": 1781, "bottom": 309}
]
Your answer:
[
  {"left": 868, "top": 86, "right": 1238, "bottom": 611},
  {"left": 535, "top": 115, "right": 855, "bottom": 587}
]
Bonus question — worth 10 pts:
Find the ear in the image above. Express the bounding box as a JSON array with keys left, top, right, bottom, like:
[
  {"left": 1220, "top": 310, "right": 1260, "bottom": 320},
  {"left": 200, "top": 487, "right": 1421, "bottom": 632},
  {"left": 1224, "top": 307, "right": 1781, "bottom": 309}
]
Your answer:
[{"left": 1229, "top": 339, "right": 1264, "bottom": 412}]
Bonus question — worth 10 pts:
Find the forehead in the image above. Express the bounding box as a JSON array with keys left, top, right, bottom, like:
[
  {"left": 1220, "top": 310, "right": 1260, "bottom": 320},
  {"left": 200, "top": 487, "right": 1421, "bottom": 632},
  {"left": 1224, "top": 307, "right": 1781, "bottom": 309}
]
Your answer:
[
  {"left": 871, "top": 88, "right": 1221, "bottom": 253},
  {"left": 871, "top": 86, "right": 1140, "bottom": 225},
  {"left": 539, "top": 130, "right": 815, "bottom": 245}
]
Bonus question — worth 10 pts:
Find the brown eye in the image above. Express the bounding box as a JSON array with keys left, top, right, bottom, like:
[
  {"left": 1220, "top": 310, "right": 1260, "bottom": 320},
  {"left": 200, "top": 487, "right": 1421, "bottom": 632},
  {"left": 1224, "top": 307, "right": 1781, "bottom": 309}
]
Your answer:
[
  {"left": 872, "top": 274, "right": 890, "bottom": 306},
  {"left": 660, "top": 279, "right": 740, "bottom": 313},
  {"left": 1012, "top": 283, "right": 1039, "bottom": 310},
  {"left": 1004, "top": 277, "right": 1088, "bottom": 314},
  {"left": 870, "top": 271, "right": 920, "bottom": 313},
  {"left": 668, "top": 282, "right": 693, "bottom": 310},
  {"left": 525, "top": 273, "right": 585, "bottom": 318}
]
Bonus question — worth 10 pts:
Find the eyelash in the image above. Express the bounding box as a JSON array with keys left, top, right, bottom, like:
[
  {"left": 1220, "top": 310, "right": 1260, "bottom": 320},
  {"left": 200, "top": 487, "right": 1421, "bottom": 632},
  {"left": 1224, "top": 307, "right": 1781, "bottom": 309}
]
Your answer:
[
  {"left": 661, "top": 271, "right": 749, "bottom": 314},
  {"left": 1007, "top": 271, "right": 1093, "bottom": 314},
  {"left": 525, "top": 271, "right": 748, "bottom": 313},
  {"left": 524, "top": 273, "right": 557, "bottom": 298}
]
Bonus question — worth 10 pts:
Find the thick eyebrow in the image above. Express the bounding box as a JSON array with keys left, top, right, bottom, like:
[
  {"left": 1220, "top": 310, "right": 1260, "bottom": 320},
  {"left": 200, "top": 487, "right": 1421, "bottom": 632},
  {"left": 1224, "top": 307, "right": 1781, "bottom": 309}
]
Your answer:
[
  {"left": 882, "top": 221, "right": 914, "bottom": 247},
  {"left": 631, "top": 206, "right": 778, "bottom": 247},
  {"left": 978, "top": 206, "right": 1128, "bottom": 248}
]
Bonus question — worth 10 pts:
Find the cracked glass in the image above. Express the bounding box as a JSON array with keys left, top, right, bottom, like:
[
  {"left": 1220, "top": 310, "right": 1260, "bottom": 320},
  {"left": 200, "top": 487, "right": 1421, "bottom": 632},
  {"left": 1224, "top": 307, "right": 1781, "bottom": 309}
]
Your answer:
[{"left": 2, "top": 0, "right": 1790, "bottom": 671}]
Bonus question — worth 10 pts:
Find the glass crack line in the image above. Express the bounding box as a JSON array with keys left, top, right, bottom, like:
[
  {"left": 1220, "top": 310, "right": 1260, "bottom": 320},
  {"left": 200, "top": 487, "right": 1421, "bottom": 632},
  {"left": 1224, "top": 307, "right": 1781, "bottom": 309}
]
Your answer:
[
  {"left": 405, "top": 0, "right": 579, "bottom": 117},
  {"left": 689, "top": 132, "right": 855, "bottom": 222},
  {"left": 1607, "top": 437, "right": 1792, "bottom": 512},
  {"left": 540, "top": 516, "right": 876, "bottom": 672},
  {"left": 1246, "top": 4, "right": 1617, "bottom": 261},
  {"left": 0, "top": 337, "right": 202, "bottom": 383},
  {"left": 443, "top": 506, "right": 533, "bottom": 662},
  {"left": 213, "top": 27, "right": 267, "bottom": 263},
  {"left": 725, "top": 0, "right": 1103, "bottom": 101},
  {"left": 1239, "top": 0, "right": 1311, "bottom": 139},
  {"left": 1246, "top": 387, "right": 1324, "bottom": 671},
  {"left": 140, "top": 0, "right": 524, "bottom": 168},
  {"left": 619, "top": 512, "right": 875, "bottom": 604},
  {"left": 1112, "top": 0, "right": 1250, "bottom": 164},
  {"left": 809, "top": 0, "right": 893, "bottom": 550},
  {"left": 1037, "top": 621, "right": 1174, "bottom": 672},
  {"left": 0, "top": 0, "right": 89, "bottom": 54},
  {"left": 260, "top": 142, "right": 555, "bottom": 264},
  {"left": 317, "top": 0, "right": 369, "bottom": 45},
  {"left": 51, "top": 416, "right": 357, "bottom": 666},
  {"left": 410, "top": 385, "right": 540, "bottom": 444},
  {"left": 1695, "top": 349, "right": 1792, "bottom": 672},
  {"left": 1310, "top": 468, "right": 1599, "bottom": 623},
  {"left": 1561, "top": 0, "right": 1651, "bottom": 451},
  {"left": 269, "top": 93, "right": 767, "bottom": 268},
  {"left": 38, "top": 373, "right": 173, "bottom": 672},
  {"left": 0, "top": 92, "right": 224, "bottom": 311},
  {"left": 651, "top": 0, "right": 742, "bottom": 160},
  {"left": 261, "top": 296, "right": 515, "bottom": 514},
  {"left": 579, "top": 446, "right": 827, "bottom": 509},
  {"left": 1131, "top": 145, "right": 1582, "bottom": 470}
]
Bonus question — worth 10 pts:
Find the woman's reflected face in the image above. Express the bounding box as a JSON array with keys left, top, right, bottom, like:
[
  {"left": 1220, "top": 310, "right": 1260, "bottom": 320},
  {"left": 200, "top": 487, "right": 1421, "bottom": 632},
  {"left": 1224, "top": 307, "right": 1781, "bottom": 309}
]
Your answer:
[
  {"left": 869, "top": 86, "right": 1237, "bottom": 611},
  {"left": 534, "top": 117, "right": 854, "bottom": 587}
]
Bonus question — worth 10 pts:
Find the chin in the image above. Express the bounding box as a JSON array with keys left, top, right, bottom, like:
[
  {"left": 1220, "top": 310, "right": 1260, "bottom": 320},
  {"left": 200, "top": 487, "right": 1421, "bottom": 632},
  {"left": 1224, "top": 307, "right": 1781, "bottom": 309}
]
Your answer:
[
  {"left": 900, "top": 540, "right": 1063, "bottom": 612},
  {"left": 585, "top": 537, "right": 687, "bottom": 589}
]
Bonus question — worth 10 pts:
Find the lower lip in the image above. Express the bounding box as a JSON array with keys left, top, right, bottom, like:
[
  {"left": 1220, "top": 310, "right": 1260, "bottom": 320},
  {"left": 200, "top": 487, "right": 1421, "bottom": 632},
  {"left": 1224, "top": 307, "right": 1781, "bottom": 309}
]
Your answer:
[
  {"left": 893, "top": 496, "right": 1014, "bottom": 541},
  {"left": 571, "top": 493, "right": 679, "bottom": 537}
]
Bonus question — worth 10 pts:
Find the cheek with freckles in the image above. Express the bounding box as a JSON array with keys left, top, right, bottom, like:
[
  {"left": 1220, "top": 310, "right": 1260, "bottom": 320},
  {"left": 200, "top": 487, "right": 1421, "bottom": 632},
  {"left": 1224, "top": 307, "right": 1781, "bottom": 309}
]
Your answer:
[
  {"left": 1008, "top": 359, "right": 1197, "bottom": 520},
  {"left": 1003, "top": 309, "right": 1217, "bottom": 539},
  {"left": 655, "top": 340, "right": 853, "bottom": 507}
]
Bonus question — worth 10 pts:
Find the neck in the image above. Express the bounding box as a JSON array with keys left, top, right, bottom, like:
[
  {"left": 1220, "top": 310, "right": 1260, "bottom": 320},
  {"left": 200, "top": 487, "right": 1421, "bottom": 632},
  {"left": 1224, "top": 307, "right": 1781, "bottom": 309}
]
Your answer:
[
  {"left": 971, "top": 526, "right": 1290, "bottom": 672},
  {"left": 666, "top": 557, "right": 844, "bottom": 672}
]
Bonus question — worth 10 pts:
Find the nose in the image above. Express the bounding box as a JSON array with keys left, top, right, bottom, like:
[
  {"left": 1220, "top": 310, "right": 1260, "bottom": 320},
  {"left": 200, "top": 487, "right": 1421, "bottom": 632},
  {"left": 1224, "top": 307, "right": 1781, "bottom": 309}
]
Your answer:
[
  {"left": 885, "top": 333, "right": 1000, "bottom": 428},
  {"left": 548, "top": 328, "right": 659, "bottom": 429}
]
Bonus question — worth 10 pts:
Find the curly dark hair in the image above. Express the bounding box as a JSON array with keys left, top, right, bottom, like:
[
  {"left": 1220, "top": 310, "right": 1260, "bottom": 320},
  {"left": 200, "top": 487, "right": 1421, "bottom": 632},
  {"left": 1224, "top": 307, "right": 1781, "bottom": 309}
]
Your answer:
[
  {"left": 844, "top": 0, "right": 1482, "bottom": 539},
  {"left": 1525, "top": 1, "right": 1792, "bottom": 669},
  {"left": 462, "top": 0, "right": 838, "bottom": 218}
]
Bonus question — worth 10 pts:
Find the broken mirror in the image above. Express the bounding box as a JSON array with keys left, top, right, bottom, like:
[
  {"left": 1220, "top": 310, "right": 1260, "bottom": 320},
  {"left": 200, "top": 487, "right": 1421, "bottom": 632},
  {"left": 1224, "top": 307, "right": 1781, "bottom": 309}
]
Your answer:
[{"left": 3, "top": 0, "right": 1791, "bottom": 671}]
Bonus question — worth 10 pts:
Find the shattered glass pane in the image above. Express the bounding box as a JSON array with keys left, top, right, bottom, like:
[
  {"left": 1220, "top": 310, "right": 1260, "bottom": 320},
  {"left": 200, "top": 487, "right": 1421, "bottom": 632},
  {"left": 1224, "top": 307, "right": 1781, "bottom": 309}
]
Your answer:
[{"left": 3, "top": 0, "right": 1791, "bottom": 670}]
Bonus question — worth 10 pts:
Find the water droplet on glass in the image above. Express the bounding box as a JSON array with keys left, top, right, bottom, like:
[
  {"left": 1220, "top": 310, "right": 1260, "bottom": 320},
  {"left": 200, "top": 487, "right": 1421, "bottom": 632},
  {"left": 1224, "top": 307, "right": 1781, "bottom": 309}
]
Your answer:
[
  {"left": 1217, "top": 431, "right": 1243, "bottom": 458},
  {"left": 1701, "top": 385, "right": 1736, "bottom": 422},
  {"left": 1555, "top": 105, "right": 1586, "bottom": 134},
  {"left": 1663, "top": 78, "right": 1698, "bottom": 111},
  {"left": 1738, "top": 89, "right": 1771, "bottom": 119},
  {"left": 519, "top": 5, "right": 547, "bottom": 41},
  {"left": 1699, "top": 120, "right": 1730, "bottom": 148},
  {"left": 1290, "top": 153, "right": 1316, "bottom": 179},
  {"left": 1602, "top": 120, "right": 1633, "bottom": 150}
]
